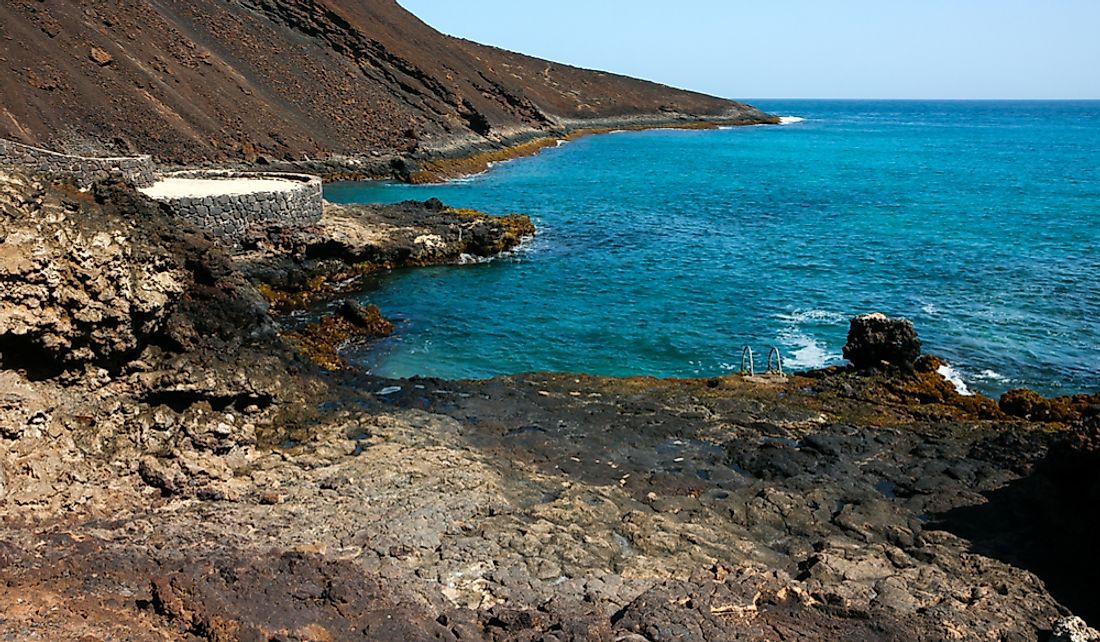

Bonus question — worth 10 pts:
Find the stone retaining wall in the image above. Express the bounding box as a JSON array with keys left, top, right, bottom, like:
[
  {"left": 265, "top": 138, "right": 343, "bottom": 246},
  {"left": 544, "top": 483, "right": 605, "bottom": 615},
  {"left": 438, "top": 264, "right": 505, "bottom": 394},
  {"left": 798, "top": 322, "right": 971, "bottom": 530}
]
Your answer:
[
  {"left": 151, "top": 170, "right": 323, "bottom": 239},
  {"left": 0, "top": 138, "right": 155, "bottom": 187}
]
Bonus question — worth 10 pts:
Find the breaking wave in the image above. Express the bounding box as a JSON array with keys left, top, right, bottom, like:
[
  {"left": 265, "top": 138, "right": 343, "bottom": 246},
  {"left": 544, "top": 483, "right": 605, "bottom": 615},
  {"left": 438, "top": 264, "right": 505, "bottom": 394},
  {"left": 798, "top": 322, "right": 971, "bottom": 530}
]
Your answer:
[
  {"left": 937, "top": 364, "right": 975, "bottom": 396},
  {"left": 777, "top": 327, "right": 841, "bottom": 370}
]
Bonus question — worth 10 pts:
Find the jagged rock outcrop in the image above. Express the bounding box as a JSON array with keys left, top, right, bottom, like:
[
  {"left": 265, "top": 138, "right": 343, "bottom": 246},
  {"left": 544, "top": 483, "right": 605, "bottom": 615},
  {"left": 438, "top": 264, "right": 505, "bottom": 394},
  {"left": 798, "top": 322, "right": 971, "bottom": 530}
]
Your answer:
[
  {"left": 0, "top": 0, "right": 775, "bottom": 171},
  {"left": 0, "top": 170, "right": 273, "bottom": 377},
  {"left": 1051, "top": 617, "right": 1100, "bottom": 642},
  {"left": 237, "top": 198, "right": 535, "bottom": 310},
  {"left": 843, "top": 312, "right": 922, "bottom": 369}
]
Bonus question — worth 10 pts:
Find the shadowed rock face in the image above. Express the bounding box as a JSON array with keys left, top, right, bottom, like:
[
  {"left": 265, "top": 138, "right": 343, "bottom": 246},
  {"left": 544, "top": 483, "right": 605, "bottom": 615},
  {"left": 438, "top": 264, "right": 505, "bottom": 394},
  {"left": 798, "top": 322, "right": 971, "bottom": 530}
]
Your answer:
[
  {"left": 940, "top": 412, "right": 1100, "bottom": 630},
  {"left": 0, "top": 0, "right": 774, "bottom": 167}
]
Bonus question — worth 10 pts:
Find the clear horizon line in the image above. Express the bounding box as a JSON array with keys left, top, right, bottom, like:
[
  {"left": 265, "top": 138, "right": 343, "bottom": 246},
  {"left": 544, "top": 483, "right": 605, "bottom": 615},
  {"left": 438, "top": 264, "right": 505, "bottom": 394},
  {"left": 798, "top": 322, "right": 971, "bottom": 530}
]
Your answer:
[{"left": 739, "top": 97, "right": 1100, "bottom": 102}]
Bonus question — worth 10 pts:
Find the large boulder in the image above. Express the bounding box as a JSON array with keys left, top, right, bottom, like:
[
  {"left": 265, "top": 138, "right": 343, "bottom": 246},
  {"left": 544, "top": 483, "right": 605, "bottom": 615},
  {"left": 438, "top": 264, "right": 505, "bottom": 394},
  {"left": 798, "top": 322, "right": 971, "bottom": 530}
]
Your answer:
[{"left": 842, "top": 313, "right": 922, "bottom": 369}]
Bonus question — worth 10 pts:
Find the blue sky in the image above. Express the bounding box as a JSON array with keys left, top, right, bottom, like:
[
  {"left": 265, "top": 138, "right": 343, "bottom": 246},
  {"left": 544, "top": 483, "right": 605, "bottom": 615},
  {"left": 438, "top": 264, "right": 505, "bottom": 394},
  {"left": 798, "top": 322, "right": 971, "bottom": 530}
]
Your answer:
[{"left": 398, "top": 1, "right": 1100, "bottom": 100}]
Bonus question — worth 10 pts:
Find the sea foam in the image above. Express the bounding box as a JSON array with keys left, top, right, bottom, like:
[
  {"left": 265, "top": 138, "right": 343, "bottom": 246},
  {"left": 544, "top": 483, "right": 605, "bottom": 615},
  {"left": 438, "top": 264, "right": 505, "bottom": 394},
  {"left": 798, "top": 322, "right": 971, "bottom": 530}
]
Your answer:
[
  {"left": 776, "top": 309, "right": 847, "bottom": 325},
  {"left": 779, "top": 116, "right": 805, "bottom": 125},
  {"left": 772, "top": 310, "right": 846, "bottom": 369},
  {"left": 777, "top": 327, "right": 841, "bottom": 370},
  {"left": 937, "top": 364, "right": 974, "bottom": 396}
]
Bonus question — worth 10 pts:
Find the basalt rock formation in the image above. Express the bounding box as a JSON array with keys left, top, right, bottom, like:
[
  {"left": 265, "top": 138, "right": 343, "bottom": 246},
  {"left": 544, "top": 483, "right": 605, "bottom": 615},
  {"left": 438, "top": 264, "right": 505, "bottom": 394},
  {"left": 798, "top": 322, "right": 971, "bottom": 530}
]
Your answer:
[
  {"left": 0, "top": 0, "right": 776, "bottom": 175},
  {"left": 843, "top": 312, "right": 922, "bottom": 370}
]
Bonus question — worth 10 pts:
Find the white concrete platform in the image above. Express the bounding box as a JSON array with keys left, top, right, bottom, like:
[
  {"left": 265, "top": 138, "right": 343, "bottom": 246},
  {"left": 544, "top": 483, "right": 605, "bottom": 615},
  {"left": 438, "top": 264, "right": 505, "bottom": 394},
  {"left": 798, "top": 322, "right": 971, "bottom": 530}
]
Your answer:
[{"left": 140, "top": 177, "right": 299, "bottom": 199}]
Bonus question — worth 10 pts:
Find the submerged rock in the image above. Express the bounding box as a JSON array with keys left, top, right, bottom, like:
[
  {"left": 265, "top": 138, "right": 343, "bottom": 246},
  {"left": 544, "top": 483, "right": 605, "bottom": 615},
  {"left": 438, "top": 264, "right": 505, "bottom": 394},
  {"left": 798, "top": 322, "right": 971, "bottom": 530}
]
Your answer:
[{"left": 843, "top": 313, "right": 922, "bottom": 369}]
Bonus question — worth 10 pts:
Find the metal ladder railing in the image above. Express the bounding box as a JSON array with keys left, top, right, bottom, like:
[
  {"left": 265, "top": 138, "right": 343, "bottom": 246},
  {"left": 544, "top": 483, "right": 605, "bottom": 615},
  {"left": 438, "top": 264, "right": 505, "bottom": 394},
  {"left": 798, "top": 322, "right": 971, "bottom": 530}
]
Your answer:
[
  {"left": 767, "top": 346, "right": 784, "bottom": 376},
  {"left": 740, "top": 346, "right": 785, "bottom": 376}
]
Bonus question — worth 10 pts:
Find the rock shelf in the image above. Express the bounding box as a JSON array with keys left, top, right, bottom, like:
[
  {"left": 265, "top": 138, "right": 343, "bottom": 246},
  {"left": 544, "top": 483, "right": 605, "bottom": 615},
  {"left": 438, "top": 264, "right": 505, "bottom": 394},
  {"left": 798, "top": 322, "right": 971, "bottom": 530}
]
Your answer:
[{"left": 1, "top": 170, "right": 1098, "bottom": 641}]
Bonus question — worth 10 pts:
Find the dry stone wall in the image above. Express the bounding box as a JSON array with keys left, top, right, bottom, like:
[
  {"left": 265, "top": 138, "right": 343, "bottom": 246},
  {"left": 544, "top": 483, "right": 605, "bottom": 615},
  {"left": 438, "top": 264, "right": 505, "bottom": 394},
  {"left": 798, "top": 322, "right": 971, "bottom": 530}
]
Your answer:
[
  {"left": 151, "top": 171, "right": 323, "bottom": 239},
  {"left": 0, "top": 138, "right": 155, "bottom": 187}
]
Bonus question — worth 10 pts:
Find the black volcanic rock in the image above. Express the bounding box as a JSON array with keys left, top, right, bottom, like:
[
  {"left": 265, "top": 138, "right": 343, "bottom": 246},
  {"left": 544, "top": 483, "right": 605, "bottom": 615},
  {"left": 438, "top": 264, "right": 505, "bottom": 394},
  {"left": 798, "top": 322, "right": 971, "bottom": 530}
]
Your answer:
[
  {"left": 0, "top": 177, "right": 1094, "bottom": 638},
  {"left": 843, "top": 313, "right": 922, "bottom": 369}
]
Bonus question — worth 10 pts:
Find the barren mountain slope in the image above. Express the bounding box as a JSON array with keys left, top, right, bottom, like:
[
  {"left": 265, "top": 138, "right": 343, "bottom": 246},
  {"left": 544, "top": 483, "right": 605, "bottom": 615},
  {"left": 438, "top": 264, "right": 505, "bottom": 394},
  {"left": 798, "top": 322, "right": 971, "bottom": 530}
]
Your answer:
[{"left": 0, "top": 0, "right": 773, "bottom": 165}]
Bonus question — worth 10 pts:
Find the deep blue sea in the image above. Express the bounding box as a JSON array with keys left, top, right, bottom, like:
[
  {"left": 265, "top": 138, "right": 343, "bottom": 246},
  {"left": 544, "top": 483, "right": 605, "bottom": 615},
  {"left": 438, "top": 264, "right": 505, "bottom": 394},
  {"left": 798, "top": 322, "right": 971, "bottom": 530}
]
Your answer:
[{"left": 325, "top": 100, "right": 1100, "bottom": 396}]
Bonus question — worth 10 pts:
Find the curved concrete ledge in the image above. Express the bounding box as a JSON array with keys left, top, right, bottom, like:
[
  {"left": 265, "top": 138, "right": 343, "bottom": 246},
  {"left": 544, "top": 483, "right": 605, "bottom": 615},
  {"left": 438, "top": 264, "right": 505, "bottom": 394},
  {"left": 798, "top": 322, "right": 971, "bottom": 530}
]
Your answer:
[
  {"left": 141, "top": 170, "right": 323, "bottom": 239},
  {"left": 0, "top": 138, "right": 155, "bottom": 187}
]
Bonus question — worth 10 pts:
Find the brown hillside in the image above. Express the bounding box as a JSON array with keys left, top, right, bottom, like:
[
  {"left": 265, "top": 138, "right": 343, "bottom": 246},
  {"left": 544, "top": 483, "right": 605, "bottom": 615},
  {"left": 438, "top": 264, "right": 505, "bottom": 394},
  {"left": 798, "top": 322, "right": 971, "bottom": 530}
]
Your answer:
[{"left": 0, "top": 0, "right": 773, "bottom": 168}]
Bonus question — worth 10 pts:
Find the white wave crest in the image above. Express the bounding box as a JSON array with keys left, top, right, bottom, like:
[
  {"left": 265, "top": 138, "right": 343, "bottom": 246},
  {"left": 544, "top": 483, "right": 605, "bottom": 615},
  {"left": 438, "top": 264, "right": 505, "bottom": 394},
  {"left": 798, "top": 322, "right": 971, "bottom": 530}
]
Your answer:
[
  {"left": 447, "top": 167, "right": 491, "bottom": 183},
  {"left": 777, "top": 328, "right": 842, "bottom": 370},
  {"left": 454, "top": 231, "right": 542, "bottom": 266},
  {"left": 779, "top": 116, "right": 805, "bottom": 125},
  {"left": 937, "top": 364, "right": 974, "bottom": 396},
  {"left": 775, "top": 309, "right": 847, "bottom": 325},
  {"left": 456, "top": 253, "right": 488, "bottom": 265}
]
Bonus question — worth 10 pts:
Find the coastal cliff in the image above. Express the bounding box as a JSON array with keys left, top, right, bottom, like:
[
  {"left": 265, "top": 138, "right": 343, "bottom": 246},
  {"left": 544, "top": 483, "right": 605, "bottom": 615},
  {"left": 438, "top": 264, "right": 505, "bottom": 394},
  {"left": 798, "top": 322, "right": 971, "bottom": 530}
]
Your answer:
[{"left": 0, "top": 0, "right": 775, "bottom": 177}]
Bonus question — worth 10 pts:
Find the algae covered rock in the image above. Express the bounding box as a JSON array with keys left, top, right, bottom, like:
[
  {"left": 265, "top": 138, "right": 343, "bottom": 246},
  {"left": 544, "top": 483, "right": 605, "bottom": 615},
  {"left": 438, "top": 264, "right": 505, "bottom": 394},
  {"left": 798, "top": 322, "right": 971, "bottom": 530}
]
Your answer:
[
  {"left": 842, "top": 313, "right": 922, "bottom": 369},
  {"left": 999, "top": 388, "right": 1097, "bottom": 423},
  {"left": 285, "top": 300, "right": 394, "bottom": 371}
]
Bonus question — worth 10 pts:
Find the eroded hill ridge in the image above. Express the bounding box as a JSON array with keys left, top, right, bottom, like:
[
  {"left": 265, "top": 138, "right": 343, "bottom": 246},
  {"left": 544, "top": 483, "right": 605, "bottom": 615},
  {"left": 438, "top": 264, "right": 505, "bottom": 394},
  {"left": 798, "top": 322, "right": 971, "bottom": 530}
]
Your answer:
[{"left": 0, "top": 0, "right": 775, "bottom": 175}]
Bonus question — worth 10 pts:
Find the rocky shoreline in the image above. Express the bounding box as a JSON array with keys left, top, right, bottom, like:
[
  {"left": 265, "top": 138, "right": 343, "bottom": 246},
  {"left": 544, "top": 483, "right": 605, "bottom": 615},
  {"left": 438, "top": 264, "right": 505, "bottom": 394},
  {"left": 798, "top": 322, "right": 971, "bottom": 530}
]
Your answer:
[
  {"left": 397, "top": 115, "right": 778, "bottom": 185},
  {"left": 206, "top": 111, "right": 781, "bottom": 185},
  {"left": 2, "top": 170, "right": 1100, "bottom": 641}
]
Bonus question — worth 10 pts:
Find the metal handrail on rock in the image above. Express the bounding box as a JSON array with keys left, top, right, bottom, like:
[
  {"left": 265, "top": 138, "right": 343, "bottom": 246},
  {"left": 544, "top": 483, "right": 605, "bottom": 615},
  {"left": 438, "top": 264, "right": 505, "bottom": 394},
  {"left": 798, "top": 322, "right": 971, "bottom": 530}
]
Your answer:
[
  {"left": 767, "top": 346, "right": 784, "bottom": 376},
  {"left": 740, "top": 346, "right": 786, "bottom": 378}
]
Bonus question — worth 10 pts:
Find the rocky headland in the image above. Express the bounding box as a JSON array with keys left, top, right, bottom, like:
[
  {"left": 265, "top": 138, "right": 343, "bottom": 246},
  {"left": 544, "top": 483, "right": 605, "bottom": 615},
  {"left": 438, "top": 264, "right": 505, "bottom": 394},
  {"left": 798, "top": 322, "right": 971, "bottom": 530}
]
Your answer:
[
  {"left": 0, "top": 0, "right": 777, "bottom": 182},
  {"left": 1, "top": 170, "right": 1100, "bottom": 641}
]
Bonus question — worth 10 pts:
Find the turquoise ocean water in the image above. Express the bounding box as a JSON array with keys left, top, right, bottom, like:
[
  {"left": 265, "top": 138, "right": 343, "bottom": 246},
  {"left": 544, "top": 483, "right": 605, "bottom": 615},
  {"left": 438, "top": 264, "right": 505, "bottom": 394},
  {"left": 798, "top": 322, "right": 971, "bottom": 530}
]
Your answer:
[{"left": 325, "top": 100, "right": 1100, "bottom": 396}]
